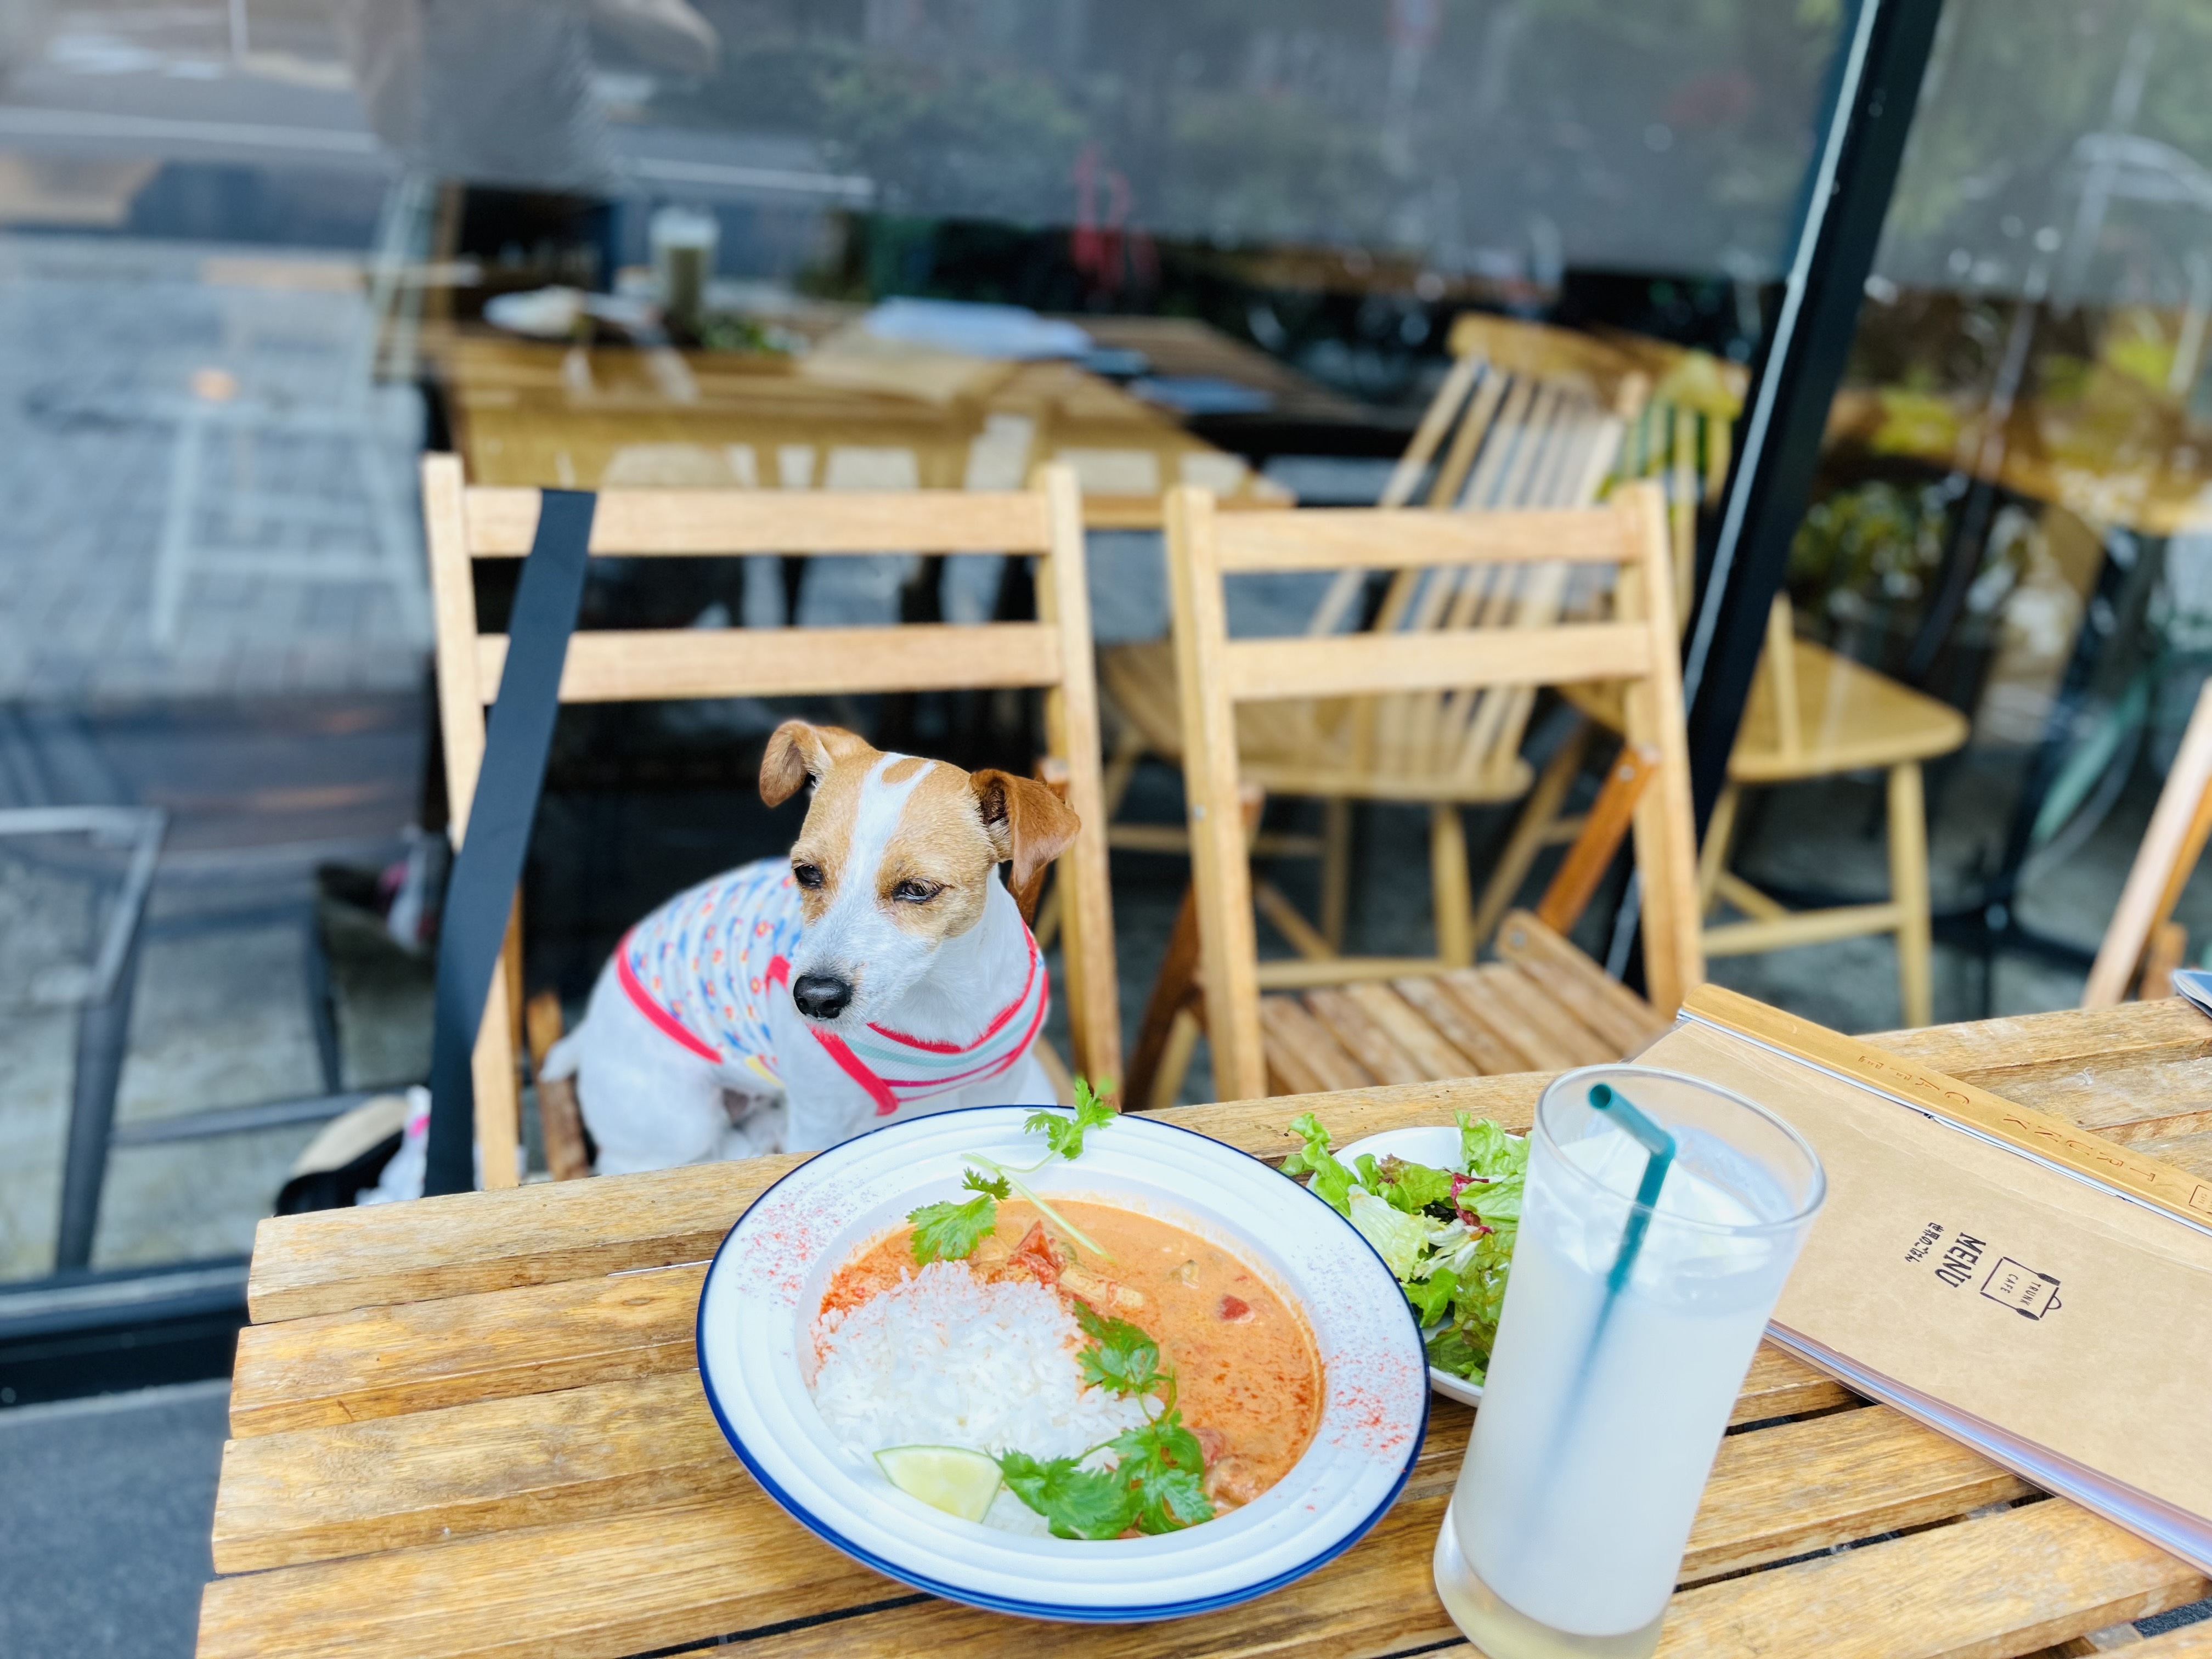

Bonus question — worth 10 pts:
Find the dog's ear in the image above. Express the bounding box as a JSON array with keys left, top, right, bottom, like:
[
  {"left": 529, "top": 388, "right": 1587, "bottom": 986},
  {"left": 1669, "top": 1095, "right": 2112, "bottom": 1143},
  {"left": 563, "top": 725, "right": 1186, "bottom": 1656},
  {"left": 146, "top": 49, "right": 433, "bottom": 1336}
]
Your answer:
[
  {"left": 970, "top": 770, "right": 1081, "bottom": 893},
  {"left": 761, "top": 722, "right": 869, "bottom": 807}
]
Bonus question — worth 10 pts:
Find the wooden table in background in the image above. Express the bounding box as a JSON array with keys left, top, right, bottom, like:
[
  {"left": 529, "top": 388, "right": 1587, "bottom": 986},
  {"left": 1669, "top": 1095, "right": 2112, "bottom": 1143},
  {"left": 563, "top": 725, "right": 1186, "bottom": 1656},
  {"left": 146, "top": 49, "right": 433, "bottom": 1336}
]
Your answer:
[
  {"left": 436, "top": 332, "right": 1296, "bottom": 531},
  {"left": 194, "top": 1000, "right": 2212, "bottom": 1658}
]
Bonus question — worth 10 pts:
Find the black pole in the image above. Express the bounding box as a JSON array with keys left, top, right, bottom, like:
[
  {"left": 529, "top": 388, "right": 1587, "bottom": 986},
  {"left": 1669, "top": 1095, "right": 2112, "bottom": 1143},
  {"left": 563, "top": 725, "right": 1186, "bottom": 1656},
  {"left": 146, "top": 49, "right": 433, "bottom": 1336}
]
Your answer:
[
  {"left": 424, "top": 490, "right": 596, "bottom": 1197},
  {"left": 1679, "top": 0, "right": 1948, "bottom": 831}
]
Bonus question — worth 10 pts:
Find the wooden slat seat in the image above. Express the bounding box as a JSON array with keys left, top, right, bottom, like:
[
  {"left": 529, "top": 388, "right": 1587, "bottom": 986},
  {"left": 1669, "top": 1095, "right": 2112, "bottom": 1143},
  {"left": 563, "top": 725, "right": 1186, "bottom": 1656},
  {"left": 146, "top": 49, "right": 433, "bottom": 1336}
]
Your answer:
[{"left": 1255, "top": 913, "right": 1670, "bottom": 1094}]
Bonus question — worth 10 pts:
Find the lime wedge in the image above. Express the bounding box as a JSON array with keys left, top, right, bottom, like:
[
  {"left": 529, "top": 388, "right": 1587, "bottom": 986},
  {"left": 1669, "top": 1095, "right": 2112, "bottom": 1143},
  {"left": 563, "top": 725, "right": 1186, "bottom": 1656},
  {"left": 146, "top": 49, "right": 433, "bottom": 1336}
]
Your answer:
[{"left": 873, "top": 1444, "right": 1003, "bottom": 1522}]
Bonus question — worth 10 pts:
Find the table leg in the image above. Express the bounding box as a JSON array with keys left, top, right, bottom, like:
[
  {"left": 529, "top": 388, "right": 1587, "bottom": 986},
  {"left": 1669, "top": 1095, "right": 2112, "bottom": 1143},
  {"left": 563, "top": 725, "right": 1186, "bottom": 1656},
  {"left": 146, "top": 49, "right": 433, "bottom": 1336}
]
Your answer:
[
  {"left": 55, "top": 910, "right": 145, "bottom": 1272},
  {"left": 1888, "top": 761, "right": 1934, "bottom": 1028}
]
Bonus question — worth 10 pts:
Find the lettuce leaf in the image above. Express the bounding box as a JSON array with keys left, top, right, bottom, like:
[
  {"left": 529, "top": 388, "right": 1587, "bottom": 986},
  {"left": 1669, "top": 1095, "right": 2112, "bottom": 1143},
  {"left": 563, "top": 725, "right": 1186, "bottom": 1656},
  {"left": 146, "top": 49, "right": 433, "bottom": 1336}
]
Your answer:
[
  {"left": 1348, "top": 1188, "right": 1427, "bottom": 1279},
  {"left": 1458, "top": 1113, "right": 1526, "bottom": 1178},
  {"left": 1281, "top": 1112, "right": 1356, "bottom": 1214},
  {"left": 1405, "top": 1263, "right": 1459, "bottom": 1326},
  {"left": 1375, "top": 1155, "right": 1456, "bottom": 1214}
]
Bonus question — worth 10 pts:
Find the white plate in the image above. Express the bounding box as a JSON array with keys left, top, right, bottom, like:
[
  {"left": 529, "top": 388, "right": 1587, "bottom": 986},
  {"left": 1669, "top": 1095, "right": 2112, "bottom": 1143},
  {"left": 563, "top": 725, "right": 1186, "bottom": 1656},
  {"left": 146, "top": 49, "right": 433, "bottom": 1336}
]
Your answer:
[
  {"left": 696, "top": 1105, "right": 1429, "bottom": 1622},
  {"left": 1335, "top": 1126, "right": 1502, "bottom": 1407}
]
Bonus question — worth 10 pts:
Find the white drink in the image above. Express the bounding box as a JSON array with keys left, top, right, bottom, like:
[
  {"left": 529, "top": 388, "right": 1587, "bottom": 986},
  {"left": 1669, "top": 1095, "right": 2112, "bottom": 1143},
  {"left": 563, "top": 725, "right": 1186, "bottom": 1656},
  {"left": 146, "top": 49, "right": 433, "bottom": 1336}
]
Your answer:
[{"left": 1436, "top": 1070, "right": 1824, "bottom": 1657}]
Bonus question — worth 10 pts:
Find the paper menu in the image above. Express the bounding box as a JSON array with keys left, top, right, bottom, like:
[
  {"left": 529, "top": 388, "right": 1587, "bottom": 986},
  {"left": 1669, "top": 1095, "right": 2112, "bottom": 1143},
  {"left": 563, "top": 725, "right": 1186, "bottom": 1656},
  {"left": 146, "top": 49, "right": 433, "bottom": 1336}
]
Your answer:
[{"left": 1646, "top": 986, "right": 2212, "bottom": 1573}]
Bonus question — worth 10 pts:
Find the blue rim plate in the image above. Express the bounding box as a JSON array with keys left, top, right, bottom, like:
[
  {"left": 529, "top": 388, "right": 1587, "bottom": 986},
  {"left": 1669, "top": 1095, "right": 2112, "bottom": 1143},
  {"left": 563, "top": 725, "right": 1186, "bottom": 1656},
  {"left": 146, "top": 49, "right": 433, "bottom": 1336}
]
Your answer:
[{"left": 695, "top": 1105, "right": 1428, "bottom": 1623}]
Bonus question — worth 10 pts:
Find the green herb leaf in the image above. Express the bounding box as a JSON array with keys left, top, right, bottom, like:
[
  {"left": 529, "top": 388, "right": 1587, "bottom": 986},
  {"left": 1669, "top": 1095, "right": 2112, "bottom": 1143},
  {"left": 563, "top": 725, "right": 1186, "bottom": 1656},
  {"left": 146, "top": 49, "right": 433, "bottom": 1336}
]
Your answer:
[
  {"left": 962, "top": 1167, "right": 1012, "bottom": 1200},
  {"left": 907, "top": 1193, "right": 998, "bottom": 1263},
  {"left": 1280, "top": 1111, "right": 1355, "bottom": 1214},
  {"left": 996, "top": 1451, "right": 1136, "bottom": 1540},
  {"left": 1024, "top": 1078, "right": 1117, "bottom": 1163},
  {"left": 1108, "top": 1410, "right": 1215, "bottom": 1534},
  {"left": 1072, "top": 1299, "right": 1167, "bottom": 1397}
]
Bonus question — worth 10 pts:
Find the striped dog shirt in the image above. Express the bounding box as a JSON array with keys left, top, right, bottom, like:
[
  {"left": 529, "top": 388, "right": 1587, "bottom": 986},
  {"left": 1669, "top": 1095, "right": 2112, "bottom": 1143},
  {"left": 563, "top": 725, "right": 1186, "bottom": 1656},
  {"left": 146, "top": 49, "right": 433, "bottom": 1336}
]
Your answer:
[{"left": 616, "top": 857, "right": 1048, "bottom": 1115}]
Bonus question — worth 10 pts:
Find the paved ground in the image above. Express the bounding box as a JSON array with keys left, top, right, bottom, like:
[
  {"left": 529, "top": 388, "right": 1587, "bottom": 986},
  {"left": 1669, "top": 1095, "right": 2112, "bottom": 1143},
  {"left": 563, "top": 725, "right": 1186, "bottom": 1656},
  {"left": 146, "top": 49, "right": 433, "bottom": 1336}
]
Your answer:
[
  {"left": 0, "top": 232, "right": 430, "bottom": 703},
  {"left": 0, "top": 1379, "right": 230, "bottom": 1659}
]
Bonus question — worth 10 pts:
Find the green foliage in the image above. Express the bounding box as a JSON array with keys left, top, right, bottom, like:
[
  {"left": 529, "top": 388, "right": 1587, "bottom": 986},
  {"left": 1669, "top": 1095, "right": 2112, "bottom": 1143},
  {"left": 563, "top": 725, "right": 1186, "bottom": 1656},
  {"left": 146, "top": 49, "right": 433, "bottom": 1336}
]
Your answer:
[
  {"left": 1071, "top": 1300, "right": 1167, "bottom": 1398},
  {"left": 1280, "top": 1112, "right": 1355, "bottom": 1214},
  {"left": 906, "top": 1193, "right": 1000, "bottom": 1263},
  {"left": 1024, "top": 1080, "right": 1116, "bottom": 1163},
  {"left": 995, "top": 1451, "right": 1138, "bottom": 1541}
]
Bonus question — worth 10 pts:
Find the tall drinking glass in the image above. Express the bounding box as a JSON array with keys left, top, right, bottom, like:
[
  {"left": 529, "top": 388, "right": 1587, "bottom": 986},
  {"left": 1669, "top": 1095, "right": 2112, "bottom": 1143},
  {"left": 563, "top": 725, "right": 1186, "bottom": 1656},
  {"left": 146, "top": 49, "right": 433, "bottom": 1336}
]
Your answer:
[{"left": 1434, "top": 1065, "right": 1826, "bottom": 1658}]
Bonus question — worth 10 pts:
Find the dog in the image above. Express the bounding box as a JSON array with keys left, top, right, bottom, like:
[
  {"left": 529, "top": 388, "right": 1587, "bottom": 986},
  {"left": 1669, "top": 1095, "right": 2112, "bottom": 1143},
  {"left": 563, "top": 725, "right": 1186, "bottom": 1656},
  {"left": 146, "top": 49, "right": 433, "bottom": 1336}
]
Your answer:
[{"left": 541, "top": 720, "right": 1079, "bottom": 1172}]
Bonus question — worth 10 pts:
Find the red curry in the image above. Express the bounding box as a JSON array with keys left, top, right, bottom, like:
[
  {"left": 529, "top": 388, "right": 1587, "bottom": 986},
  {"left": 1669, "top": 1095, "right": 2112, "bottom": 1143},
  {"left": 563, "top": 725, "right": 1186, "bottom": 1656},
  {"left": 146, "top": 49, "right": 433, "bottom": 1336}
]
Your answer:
[{"left": 822, "top": 1199, "right": 1323, "bottom": 1510}]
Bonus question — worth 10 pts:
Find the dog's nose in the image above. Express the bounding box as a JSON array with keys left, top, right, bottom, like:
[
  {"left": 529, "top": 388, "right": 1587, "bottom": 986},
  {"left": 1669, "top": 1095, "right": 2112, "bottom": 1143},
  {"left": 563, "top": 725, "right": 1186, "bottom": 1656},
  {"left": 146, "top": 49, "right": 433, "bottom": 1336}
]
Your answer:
[{"left": 791, "top": 972, "right": 854, "bottom": 1021}]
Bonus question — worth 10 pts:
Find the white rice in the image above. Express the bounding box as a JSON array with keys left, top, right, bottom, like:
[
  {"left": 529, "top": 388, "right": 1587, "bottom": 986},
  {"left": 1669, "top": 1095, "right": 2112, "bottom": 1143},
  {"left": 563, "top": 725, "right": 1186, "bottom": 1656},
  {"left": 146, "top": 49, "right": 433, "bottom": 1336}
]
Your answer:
[{"left": 810, "top": 1259, "right": 1148, "bottom": 1468}]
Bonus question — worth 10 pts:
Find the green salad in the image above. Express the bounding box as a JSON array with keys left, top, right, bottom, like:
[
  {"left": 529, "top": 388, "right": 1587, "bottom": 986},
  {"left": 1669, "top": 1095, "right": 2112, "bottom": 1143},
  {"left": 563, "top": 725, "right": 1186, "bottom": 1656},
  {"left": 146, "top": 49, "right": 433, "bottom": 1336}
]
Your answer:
[{"left": 1281, "top": 1111, "right": 1526, "bottom": 1384}]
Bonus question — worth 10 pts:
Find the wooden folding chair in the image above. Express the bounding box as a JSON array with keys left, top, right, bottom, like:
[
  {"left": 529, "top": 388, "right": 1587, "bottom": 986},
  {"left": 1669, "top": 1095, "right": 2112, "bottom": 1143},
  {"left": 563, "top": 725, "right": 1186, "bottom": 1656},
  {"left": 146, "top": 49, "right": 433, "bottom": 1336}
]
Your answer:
[
  {"left": 421, "top": 455, "right": 1121, "bottom": 1183},
  {"left": 1476, "top": 328, "right": 1966, "bottom": 1029},
  {"left": 1097, "top": 312, "right": 1650, "bottom": 961},
  {"left": 2085, "top": 679, "right": 2212, "bottom": 1006},
  {"left": 1158, "top": 480, "right": 1701, "bottom": 1104}
]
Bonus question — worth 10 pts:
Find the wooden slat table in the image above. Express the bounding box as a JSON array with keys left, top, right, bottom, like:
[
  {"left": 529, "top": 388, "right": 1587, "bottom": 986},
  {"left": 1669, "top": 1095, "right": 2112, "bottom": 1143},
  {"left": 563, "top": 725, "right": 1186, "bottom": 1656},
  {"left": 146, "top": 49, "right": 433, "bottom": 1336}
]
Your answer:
[
  {"left": 195, "top": 1000, "right": 2212, "bottom": 1659},
  {"left": 436, "top": 335, "right": 1296, "bottom": 531}
]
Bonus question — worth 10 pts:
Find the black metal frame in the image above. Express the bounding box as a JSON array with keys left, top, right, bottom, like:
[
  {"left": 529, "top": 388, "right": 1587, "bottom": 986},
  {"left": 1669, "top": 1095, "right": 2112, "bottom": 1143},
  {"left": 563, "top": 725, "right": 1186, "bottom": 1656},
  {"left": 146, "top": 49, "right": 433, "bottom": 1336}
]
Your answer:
[{"left": 1680, "top": 0, "right": 1950, "bottom": 832}]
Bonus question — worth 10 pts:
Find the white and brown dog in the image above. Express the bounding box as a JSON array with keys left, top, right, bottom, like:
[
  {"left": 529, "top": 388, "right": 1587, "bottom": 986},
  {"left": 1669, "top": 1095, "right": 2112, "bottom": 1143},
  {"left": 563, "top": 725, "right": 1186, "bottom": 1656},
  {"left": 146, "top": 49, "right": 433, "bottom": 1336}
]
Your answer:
[{"left": 541, "top": 721, "right": 1077, "bottom": 1172}]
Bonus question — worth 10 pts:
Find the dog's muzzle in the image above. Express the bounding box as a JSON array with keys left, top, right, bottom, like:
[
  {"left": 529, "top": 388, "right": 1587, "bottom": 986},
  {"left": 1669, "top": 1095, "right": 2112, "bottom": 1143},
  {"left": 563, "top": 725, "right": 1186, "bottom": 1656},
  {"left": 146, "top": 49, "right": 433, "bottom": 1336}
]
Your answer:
[{"left": 791, "top": 972, "right": 855, "bottom": 1022}]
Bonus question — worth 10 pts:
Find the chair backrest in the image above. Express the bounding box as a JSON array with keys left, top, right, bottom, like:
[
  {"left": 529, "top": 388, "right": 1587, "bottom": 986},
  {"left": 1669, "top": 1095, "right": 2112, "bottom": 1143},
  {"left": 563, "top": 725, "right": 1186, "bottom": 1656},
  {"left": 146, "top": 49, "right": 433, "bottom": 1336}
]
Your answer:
[
  {"left": 1602, "top": 329, "right": 1747, "bottom": 626},
  {"left": 1167, "top": 480, "right": 1702, "bottom": 1101},
  {"left": 1294, "top": 314, "right": 1654, "bottom": 798},
  {"left": 421, "top": 455, "right": 1121, "bottom": 1181}
]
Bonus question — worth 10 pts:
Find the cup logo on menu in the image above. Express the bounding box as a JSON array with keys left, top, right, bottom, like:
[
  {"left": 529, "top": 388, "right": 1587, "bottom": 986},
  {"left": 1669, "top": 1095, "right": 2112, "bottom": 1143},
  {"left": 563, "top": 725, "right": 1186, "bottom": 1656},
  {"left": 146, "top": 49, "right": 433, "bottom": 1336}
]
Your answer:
[{"left": 1979, "top": 1256, "right": 2062, "bottom": 1320}]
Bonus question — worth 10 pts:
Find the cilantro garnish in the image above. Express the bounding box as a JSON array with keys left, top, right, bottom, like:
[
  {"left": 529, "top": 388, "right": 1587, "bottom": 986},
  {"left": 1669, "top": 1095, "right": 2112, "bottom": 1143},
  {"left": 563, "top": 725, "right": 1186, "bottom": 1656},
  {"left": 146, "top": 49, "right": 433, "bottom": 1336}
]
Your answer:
[
  {"left": 907, "top": 1197, "right": 995, "bottom": 1263},
  {"left": 1111, "top": 1410, "right": 1213, "bottom": 1533},
  {"left": 1023, "top": 1075, "right": 1115, "bottom": 1161},
  {"left": 905, "top": 1079, "right": 1119, "bottom": 1263},
  {"left": 1071, "top": 1299, "right": 1166, "bottom": 1397},
  {"left": 995, "top": 1451, "right": 1136, "bottom": 1541},
  {"left": 996, "top": 1303, "right": 1215, "bottom": 1538}
]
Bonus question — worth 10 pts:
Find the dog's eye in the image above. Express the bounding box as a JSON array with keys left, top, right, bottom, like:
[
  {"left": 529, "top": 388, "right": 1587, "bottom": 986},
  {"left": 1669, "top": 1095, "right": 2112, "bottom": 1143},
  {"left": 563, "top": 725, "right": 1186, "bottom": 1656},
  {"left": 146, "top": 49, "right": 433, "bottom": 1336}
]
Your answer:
[
  {"left": 891, "top": 879, "right": 941, "bottom": 904},
  {"left": 793, "top": 862, "right": 825, "bottom": 890}
]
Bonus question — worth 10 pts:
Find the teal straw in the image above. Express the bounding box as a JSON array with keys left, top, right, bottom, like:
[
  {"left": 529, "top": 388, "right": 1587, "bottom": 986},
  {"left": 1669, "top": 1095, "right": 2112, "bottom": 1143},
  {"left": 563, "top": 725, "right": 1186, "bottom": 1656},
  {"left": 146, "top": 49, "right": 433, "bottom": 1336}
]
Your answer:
[
  {"left": 1588, "top": 1082, "right": 1676, "bottom": 1300},
  {"left": 1531, "top": 1084, "right": 1678, "bottom": 1493}
]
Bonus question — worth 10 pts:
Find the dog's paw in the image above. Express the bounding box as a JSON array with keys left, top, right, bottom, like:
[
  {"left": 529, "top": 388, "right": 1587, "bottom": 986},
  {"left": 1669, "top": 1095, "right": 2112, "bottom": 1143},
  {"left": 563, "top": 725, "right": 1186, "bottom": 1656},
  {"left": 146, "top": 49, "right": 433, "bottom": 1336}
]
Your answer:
[{"left": 720, "top": 1098, "right": 790, "bottom": 1160}]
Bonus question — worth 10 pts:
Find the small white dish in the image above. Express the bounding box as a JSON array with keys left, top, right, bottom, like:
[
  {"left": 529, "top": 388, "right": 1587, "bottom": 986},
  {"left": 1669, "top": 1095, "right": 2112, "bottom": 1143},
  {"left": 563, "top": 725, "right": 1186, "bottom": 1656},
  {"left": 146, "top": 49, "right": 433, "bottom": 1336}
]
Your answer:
[
  {"left": 1335, "top": 1126, "right": 1508, "bottom": 1407},
  {"left": 696, "top": 1105, "right": 1428, "bottom": 1622}
]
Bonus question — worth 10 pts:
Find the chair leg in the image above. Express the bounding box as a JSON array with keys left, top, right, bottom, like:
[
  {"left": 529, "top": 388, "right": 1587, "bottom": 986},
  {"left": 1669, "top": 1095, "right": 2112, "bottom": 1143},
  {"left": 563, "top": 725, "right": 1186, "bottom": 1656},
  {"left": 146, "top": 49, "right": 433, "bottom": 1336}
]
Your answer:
[
  {"left": 1470, "top": 720, "right": 1591, "bottom": 946},
  {"left": 1320, "top": 797, "right": 1354, "bottom": 951},
  {"left": 1430, "top": 802, "right": 1475, "bottom": 966},
  {"left": 1699, "top": 783, "right": 1742, "bottom": 918},
  {"left": 1887, "top": 761, "right": 1934, "bottom": 1028},
  {"left": 1126, "top": 886, "right": 1202, "bottom": 1110},
  {"left": 1102, "top": 726, "right": 1144, "bottom": 819},
  {"left": 1148, "top": 1008, "right": 1201, "bottom": 1111}
]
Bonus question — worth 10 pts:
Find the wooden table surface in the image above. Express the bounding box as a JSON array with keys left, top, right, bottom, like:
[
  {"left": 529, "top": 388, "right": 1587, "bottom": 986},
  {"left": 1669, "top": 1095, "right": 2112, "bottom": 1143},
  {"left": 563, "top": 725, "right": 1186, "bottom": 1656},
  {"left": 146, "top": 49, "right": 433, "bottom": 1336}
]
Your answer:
[
  {"left": 436, "top": 333, "right": 1295, "bottom": 530},
  {"left": 195, "top": 999, "right": 2212, "bottom": 1659}
]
